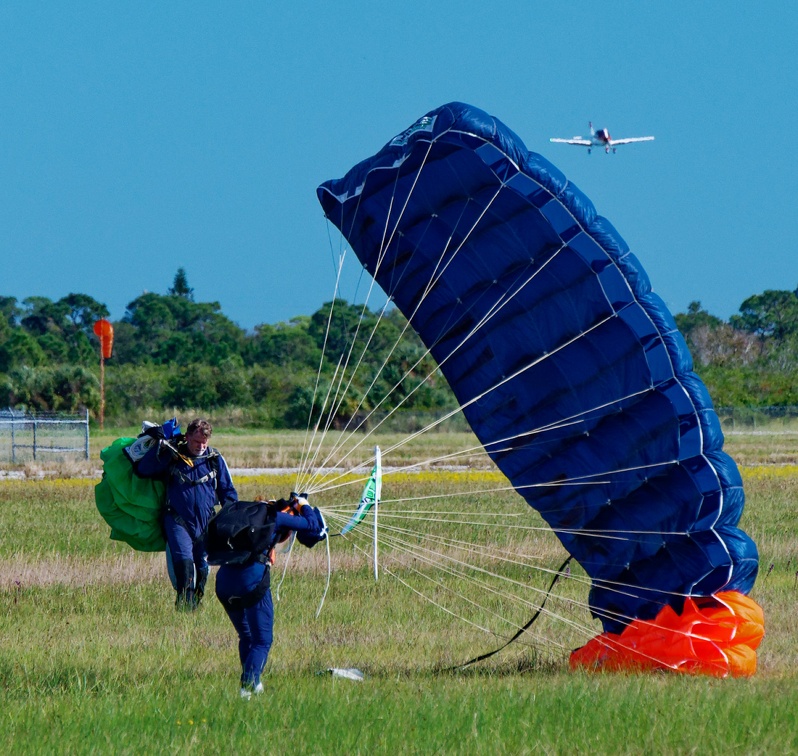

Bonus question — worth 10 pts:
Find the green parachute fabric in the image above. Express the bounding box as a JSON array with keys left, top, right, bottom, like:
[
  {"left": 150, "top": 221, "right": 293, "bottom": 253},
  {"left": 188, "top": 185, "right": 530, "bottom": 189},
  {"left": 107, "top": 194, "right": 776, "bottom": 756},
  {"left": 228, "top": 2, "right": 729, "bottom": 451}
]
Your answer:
[{"left": 94, "top": 437, "right": 166, "bottom": 551}]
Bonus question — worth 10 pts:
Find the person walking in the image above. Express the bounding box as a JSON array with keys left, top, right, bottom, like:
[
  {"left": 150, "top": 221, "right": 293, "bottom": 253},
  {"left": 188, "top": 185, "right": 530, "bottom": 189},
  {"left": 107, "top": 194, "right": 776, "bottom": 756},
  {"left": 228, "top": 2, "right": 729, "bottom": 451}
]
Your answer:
[{"left": 137, "top": 418, "right": 238, "bottom": 609}]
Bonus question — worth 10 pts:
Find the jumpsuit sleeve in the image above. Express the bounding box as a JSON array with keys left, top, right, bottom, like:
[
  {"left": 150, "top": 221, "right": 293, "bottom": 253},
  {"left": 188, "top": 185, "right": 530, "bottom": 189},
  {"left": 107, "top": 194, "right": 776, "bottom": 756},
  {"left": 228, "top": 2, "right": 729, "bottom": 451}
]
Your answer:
[
  {"left": 215, "top": 455, "right": 238, "bottom": 506},
  {"left": 274, "top": 508, "right": 327, "bottom": 547}
]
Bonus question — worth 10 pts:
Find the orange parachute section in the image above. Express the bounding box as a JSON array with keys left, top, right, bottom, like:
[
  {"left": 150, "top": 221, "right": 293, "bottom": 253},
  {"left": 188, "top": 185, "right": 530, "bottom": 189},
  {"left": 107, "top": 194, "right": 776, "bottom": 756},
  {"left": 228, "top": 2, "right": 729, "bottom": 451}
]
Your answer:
[{"left": 570, "top": 591, "right": 764, "bottom": 677}]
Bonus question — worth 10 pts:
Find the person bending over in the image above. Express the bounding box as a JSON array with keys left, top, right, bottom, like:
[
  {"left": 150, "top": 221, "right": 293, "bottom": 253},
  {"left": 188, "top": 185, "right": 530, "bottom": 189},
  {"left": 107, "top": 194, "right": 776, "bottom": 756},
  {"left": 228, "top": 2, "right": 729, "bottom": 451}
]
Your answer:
[{"left": 213, "top": 495, "right": 327, "bottom": 699}]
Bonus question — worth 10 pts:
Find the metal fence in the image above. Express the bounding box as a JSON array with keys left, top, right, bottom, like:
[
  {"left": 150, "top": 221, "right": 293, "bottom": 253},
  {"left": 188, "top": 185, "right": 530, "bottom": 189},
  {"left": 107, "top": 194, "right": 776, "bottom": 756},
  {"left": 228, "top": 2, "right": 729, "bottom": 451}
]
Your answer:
[
  {"left": 0, "top": 409, "right": 90, "bottom": 463},
  {"left": 716, "top": 406, "right": 798, "bottom": 432}
]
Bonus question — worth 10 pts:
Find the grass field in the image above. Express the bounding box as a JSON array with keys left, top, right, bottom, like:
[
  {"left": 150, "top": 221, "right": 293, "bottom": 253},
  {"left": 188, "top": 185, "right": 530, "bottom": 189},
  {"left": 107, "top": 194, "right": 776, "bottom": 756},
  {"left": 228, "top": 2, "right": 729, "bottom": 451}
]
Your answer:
[{"left": 2, "top": 428, "right": 798, "bottom": 754}]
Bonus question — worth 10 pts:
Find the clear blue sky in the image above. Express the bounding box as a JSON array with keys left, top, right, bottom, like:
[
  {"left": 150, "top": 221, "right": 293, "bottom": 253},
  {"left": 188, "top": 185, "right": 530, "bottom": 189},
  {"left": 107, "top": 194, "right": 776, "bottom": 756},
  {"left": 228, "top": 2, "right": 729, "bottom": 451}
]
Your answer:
[{"left": 2, "top": 2, "right": 796, "bottom": 331}]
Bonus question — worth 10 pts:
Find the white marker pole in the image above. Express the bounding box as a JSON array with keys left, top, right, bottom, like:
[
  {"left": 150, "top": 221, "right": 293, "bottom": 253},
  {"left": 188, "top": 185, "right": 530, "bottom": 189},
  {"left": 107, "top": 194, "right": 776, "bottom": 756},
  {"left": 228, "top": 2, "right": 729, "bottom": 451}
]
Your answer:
[{"left": 373, "top": 446, "right": 381, "bottom": 582}]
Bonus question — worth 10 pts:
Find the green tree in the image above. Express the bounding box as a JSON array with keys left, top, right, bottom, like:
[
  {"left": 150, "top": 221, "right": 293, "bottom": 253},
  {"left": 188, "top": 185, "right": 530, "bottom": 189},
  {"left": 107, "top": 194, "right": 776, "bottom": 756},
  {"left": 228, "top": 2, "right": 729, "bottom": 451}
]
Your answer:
[
  {"left": 674, "top": 301, "right": 724, "bottom": 339},
  {"left": 121, "top": 292, "right": 245, "bottom": 366},
  {"left": 104, "top": 364, "right": 169, "bottom": 416},
  {"left": 164, "top": 364, "right": 220, "bottom": 408},
  {"left": 245, "top": 317, "right": 321, "bottom": 369},
  {"left": 168, "top": 267, "right": 194, "bottom": 300},
  {"left": 730, "top": 290, "right": 798, "bottom": 341},
  {"left": 17, "top": 294, "right": 108, "bottom": 365},
  {"left": 0, "top": 328, "right": 37, "bottom": 372},
  {"left": 0, "top": 296, "right": 21, "bottom": 327},
  {"left": 60, "top": 293, "right": 110, "bottom": 332},
  {"left": 2, "top": 365, "right": 99, "bottom": 413},
  {"left": 308, "top": 299, "right": 374, "bottom": 358}
]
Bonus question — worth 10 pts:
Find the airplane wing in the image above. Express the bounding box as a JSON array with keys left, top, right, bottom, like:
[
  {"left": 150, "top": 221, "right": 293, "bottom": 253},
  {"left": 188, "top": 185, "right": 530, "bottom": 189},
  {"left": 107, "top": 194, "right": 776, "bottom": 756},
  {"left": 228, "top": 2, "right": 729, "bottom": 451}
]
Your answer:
[
  {"left": 608, "top": 136, "right": 655, "bottom": 145},
  {"left": 549, "top": 138, "right": 592, "bottom": 146}
]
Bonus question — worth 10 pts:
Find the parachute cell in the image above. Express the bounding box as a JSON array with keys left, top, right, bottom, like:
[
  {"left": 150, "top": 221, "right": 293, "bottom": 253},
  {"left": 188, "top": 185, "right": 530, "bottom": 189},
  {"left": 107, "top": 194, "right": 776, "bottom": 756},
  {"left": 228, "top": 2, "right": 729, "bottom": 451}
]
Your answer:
[{"left": 317, "top": 102, "right": 763, "bottom": 674}]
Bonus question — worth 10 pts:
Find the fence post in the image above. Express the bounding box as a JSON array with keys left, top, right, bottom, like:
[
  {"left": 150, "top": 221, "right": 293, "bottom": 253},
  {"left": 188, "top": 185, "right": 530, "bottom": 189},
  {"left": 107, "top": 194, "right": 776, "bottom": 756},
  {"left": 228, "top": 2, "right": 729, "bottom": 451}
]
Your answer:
[{"left": 84, "top": 408, "right": 90, "bottom": 459}]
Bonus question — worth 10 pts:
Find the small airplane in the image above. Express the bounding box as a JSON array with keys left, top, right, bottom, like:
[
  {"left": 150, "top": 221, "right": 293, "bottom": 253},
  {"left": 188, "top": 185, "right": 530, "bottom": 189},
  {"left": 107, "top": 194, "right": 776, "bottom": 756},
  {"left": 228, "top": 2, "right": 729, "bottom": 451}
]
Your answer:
[{"left": 550, "top": 122, "right": 654, "bottom": 154}]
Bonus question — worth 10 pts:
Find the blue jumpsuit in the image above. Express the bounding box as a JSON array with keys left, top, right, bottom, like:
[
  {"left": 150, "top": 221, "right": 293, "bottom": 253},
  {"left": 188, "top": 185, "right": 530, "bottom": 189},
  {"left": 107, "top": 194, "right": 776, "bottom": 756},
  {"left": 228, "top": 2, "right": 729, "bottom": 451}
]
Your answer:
[
  {"left": 215, "top": 510, "right": 323, "bottom": 689},
  {"left": 137, "top": 439, "right": 238, "bottom": 607}
]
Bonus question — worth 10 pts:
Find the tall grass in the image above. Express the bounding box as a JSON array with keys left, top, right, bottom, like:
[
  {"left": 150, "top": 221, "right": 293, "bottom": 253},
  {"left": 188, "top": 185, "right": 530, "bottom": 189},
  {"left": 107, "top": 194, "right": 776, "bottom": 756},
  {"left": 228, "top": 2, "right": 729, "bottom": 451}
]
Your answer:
[{"left": 2, "top": 435, "right": 798, "bottom": 753}]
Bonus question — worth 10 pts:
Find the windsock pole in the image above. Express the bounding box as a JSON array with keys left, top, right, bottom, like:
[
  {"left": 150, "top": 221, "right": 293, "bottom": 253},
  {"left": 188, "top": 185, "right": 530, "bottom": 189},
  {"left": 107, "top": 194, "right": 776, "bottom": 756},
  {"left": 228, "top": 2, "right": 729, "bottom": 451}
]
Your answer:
[{"left": 99, "top": 352, "right": 105, "bottom": 430}]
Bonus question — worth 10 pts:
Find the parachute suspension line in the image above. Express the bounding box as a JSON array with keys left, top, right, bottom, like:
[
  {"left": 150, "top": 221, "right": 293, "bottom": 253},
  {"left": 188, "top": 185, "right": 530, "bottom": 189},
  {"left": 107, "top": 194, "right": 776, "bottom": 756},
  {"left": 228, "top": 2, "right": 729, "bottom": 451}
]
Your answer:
[
  {"left": 394, "top": 195, "right": 492, "bottom": 330},
  {"left": 301, "top": 196, "right": 478, "bottom": 489},
  {"left": 297, "top": 228, "right": 393, "bottom": 489},
  {"left": 321, "top": 483, "right": 712, "bottom": 637},
  {"left": 325, "top": 501, "right": 696, "bottom": 547},
  {"left": 338, "top": 529, "right": 559, "bottom": 645},
  {"left": 305, "top": 236, "right": 574, "bottom": 492},
  {"left": 298, "top": 351, "right": 348, "bottom": 487},
  {"left": 329, "top": 510, "right": 706, "bottom": 658},
  {"left": 327, "top": 511, "right": 562, "bottom": 576},
  {"left": 335, "top": 518, "right": 589, "bottom": 651},
  {"left": 331, "top": 510, "right": 621, "bottom": 540},
  {"left": 306, "top": 402, "right": 612, "bottom": 500},
  {"left": 299, "top": 174, "right": 421, "bottom": 491},
  {"left": 296, "top": 251, "right": 348, "bottom": 485},
  {"left": 309, "top": 389, "right": 646, "bottom": 495},
  {"left": 301, "top": 140, "right": 437, "bottom": 479},
  {"left": 297, "top": 272, "right": 393, "bottom": 489},
  {"left": 311, "top": 225, "right": 672, "bottom": 501},
  {"left": 302, "top": 176, "right": 507, "bottom": 491},
  {"left": 298, "top": 298, "right": 392, "bottom": 491},
  {"left": 346, "top": 306, "right": 622, "bottom": 475},
  {"left": 329, "top": 504, "right": 713, "bottom": 636},
  {"left": 310, "top": 254, "right": 728, "bottom": 636},
  {"left": 324, "top": 211, "right": 348, "bottom": 279},
  {"left": 307, "top": 180, "right": 586, "bottom": 497},
  {"left": 449, "top": 555, "right": 574, "bottom": 670},
  {"left": 315, "top": 531, "right": 332, "bottom": 619},
  {"left": 274, "top": 532, "right": 297, "bottom": 603}
]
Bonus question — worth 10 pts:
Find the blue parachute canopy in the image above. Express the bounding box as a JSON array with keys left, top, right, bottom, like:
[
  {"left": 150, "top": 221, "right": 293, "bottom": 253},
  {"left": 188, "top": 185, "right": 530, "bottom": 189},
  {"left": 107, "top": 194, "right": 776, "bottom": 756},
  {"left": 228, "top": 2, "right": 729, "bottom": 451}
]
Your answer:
[{"left": 317, "top": 102, "right": 758, "bottom": 634}]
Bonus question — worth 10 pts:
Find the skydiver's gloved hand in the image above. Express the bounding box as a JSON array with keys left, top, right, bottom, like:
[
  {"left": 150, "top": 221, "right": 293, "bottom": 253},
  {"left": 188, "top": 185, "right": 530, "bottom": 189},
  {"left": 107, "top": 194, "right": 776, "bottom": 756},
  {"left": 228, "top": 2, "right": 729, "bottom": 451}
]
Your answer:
[
  {"left": 142, "top": 423, "right": 165, "bottom": 440},
  {"left": 143, "top": 417, "right": 181, "bottom": 441}
]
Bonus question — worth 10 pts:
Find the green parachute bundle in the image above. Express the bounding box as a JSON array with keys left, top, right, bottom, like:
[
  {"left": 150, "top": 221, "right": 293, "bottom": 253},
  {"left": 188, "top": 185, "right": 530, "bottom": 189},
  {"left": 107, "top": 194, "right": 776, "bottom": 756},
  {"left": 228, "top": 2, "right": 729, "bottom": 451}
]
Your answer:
[{"left": 94, "top": 437, "right": 166, "bottom": 552}]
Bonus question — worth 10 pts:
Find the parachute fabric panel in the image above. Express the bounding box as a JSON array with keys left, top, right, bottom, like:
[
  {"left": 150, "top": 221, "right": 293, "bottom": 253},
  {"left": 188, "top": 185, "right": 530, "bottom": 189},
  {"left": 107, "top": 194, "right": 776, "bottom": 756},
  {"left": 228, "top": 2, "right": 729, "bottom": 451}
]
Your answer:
[
  {"left": 340, "top": 447, "right": 382, "bottom": 535},
  {"left": 317, "top": 102, "right": 761, "bottom": 669},
  {"left": 570, "top": 590, "right": 764, "bottom": 677},
  {"left": 95, "top": 437, "right": 166, "bottom": 551}
]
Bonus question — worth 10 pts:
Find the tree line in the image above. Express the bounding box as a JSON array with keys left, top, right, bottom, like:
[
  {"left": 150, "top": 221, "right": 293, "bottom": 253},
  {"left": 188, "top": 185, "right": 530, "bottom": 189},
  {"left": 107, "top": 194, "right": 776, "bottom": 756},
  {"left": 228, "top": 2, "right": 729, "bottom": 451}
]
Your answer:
[
  {"left": 2, "top": 269, "right": 797, "bottom": 426},
  {"left": 674, "top": 289, "right": 798, "bottom": 407},
  {"left": 0, "top": 269, "right": 456, "bottom": 427}
]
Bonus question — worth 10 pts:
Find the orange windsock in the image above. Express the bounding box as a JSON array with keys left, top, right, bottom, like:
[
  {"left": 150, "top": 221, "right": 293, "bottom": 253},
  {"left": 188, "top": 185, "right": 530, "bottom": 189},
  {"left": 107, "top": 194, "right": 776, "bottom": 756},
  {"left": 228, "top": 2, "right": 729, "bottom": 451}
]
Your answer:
[{"left": 93, "top": 319, "right": 114, "bottom": 359}]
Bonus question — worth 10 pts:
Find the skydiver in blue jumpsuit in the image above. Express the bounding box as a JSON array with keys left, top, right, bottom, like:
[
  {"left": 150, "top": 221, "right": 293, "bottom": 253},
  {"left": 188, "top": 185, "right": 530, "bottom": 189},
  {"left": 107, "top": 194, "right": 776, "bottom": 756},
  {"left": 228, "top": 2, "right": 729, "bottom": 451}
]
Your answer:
[
  {"left": 215, "top": 497, "right": 327, "bottom": 699},
  {"left": 136, "top": 418, "right": 238, "bottom": 609}
]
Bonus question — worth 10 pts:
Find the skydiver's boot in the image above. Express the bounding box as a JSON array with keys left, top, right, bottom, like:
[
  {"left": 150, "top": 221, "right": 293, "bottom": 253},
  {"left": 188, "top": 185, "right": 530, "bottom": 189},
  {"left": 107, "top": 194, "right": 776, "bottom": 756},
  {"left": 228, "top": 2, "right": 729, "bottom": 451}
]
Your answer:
[
  {"left": 174, "top": 559, "right": 197, "bottom": 611},
  {"left": 195, "top": 562, "right": 209, "bottom": 609}
]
